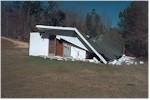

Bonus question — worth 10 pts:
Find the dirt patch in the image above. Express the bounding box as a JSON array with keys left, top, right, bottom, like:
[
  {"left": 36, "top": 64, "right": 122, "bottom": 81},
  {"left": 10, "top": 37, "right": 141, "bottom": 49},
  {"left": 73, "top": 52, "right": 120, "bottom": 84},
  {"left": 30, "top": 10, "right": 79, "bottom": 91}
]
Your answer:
[
  {"left": 1, "top": 37, "right": 28, "bottom": 48},
  {"left": 1, "top": 38, "right": 16, "bottom": 48}
]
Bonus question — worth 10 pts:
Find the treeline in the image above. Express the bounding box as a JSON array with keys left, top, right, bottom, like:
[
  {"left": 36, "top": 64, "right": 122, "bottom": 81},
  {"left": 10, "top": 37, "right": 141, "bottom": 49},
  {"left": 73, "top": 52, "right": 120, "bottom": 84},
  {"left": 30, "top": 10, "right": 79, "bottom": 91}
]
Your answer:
[
  {"left": 1, "top": 1, "right": 114, "bottom": 40},
  {"left": 1, "top": 1, "right": 148, "bottom": 58},
  {"left": 1, "top": 1, "right": 66, "bottom": 41},
  {"left": 118, "top": 1, "right": 148, "bottom": 58}
]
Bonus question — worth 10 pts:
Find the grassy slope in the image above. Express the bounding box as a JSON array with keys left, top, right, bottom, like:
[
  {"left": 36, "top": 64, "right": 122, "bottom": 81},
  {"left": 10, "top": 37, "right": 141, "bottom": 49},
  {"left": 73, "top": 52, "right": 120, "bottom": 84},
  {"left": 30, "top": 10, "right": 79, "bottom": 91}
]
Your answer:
[{"left": 1, "top": 38, "right": 148, "bottom": 98}]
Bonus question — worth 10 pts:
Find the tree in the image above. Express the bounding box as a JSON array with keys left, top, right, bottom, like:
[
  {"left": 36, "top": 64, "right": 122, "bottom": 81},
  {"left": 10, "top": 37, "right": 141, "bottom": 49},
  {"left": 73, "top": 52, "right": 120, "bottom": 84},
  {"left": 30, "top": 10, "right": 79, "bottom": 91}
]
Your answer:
[
  {"left": 100, "top": 12, "right": 112, "bottom": 30},
  {"left": 30, "top": 1, "right": 43, "bottom": 23},
  {"left": 118, "top": 1, "right": 148, "bottom": 58},
  {"left": 21, "top": 1, "right": 43, "bottom": 40},
  {"left": 86, "top": 9, "right": 104, "bottom": 38},
  {"left": 1, "top": 1, "right": 19, "bottom": 38},
  {"left": 21, "top": 1, "right": 32, "bottom": 39},
  {"left": 12, "top": 1, "right": 22, "bottom": 14},
  {"left": 42, "top": 1, "right": 65, "bottom": 26},
  {"left": 52, "top": 9, "right": 65, "bottom": 26},
  {"left": 1, "top": 1, "right": 64, "bottom": 41}
]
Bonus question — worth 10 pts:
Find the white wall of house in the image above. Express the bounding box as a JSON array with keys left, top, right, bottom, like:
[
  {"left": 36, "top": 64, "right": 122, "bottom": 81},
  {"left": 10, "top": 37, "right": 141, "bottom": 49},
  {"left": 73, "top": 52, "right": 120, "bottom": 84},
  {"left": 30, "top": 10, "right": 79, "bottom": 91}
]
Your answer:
[
  {"left": 29, "top": 32, "right": 49, "bottom": 56},
  {"left": 71, "top": 46, "right": 86, "bottom": 60}
]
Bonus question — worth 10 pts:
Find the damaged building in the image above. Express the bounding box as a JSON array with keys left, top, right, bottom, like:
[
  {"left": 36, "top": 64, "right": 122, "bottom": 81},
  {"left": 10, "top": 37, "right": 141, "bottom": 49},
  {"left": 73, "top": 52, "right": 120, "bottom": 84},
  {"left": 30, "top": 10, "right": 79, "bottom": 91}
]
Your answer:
[{"left": 29, "top": 25, "right": 124, "bottom": 64}]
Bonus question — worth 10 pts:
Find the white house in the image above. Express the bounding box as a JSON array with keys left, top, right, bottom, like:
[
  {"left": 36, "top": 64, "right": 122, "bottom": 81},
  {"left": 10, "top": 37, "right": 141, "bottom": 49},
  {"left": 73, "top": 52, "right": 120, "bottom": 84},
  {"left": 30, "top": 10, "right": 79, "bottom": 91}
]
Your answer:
[
  {"left": 29, "top": 25, "right": 124, "bottom": 64},
  {"left": 29, "top": 32, "right": 88, "bottom": 60},
  {"left": 29, "top": 25, "right": 108, "bottom": 64}
]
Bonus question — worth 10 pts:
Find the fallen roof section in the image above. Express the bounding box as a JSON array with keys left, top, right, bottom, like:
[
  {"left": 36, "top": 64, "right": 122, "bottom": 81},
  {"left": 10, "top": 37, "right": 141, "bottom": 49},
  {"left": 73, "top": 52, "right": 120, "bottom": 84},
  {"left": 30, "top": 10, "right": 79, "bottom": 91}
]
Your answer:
[
  {"left": 36, "top": 25, "right": 107, "bottom": 64},
  {"left": 89, "top": 34, "right": 124, "bottom": 61}
]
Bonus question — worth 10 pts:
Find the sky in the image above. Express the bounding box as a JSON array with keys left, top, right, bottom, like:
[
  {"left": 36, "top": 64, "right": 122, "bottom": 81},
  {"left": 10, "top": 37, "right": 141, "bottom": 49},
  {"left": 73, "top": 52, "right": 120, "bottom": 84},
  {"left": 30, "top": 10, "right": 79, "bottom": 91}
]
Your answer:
[{"left": 60, "top": 1, "right": 131, "bottom": 27}]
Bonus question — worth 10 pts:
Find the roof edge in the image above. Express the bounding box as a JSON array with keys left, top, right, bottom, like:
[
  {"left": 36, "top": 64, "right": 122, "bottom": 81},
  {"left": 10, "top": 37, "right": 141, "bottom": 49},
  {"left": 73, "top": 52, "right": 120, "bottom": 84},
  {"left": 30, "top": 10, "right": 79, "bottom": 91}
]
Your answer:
[{"left": 36, "top": 25, "right": 75, "bottom": 31}]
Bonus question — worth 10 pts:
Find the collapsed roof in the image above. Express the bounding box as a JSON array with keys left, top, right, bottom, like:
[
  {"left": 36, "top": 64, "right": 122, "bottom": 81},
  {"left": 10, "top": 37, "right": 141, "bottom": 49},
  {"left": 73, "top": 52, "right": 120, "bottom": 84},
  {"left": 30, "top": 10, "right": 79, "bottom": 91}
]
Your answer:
[
  {"left": 36, "top": 25, "right": 124, "bottom": 64},
  {"left": 88, "top": 34, "right": 124, "bottom": 61}
]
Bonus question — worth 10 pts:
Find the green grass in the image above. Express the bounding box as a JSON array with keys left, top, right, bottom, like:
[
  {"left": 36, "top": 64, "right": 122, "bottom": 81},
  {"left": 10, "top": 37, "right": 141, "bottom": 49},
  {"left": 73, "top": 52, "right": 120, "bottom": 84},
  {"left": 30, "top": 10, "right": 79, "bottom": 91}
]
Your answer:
[{"left": 1, "top": 47, "right": 148, "bottom": 98}]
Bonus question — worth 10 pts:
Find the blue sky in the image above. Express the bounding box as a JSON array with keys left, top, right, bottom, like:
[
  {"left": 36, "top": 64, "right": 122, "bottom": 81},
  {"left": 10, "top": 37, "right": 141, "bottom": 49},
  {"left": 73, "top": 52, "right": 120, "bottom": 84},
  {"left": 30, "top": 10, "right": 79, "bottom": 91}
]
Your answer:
[{"left": 60, "top": 1, "right": 131, "bottom": 27}]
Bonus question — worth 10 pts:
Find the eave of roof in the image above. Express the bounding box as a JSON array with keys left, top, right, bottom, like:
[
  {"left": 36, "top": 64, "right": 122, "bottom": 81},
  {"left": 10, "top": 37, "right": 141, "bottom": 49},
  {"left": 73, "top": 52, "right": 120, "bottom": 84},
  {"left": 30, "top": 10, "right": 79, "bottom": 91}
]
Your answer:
[{"left": 36, "top": 25, "right": 75, "bottom": 31}]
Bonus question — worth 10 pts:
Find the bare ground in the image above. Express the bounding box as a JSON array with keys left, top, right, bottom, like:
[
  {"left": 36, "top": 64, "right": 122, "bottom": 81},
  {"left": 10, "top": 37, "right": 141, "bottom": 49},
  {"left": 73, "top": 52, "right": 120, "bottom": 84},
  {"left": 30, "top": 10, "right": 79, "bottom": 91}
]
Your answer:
[
  {"left": 1, "top": 38, "right": 148, "bottom": 98},
  {"left": 1, "top": 36, "right": 28, "bottom": 48}
]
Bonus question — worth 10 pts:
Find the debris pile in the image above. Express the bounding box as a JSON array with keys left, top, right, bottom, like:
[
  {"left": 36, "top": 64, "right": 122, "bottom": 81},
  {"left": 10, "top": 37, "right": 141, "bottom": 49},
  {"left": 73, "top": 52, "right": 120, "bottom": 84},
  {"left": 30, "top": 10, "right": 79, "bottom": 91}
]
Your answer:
[
  {"left": 41, "top": 56, "right": 100, "bottom": 63},
  {"left": 109, "top": 54, "right": 144, "bottom": 65},
  {"left": 41, "top": 54, "right": 144, "bottom": 65},
  {"left": 85, "top": 57, "right": 100, "bottom": 63}
]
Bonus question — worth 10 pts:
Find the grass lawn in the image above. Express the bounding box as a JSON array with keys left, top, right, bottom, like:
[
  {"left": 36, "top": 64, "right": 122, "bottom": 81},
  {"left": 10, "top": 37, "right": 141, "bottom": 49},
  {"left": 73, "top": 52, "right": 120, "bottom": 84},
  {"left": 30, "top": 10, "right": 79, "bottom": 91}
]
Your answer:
[{"left": 1, "top": 38, "right": 148, "bottom": 98}]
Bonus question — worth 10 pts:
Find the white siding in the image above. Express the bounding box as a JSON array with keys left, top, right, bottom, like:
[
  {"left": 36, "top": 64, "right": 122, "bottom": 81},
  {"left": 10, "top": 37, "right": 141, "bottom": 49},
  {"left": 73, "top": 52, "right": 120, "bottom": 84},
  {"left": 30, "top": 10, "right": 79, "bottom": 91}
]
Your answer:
[
  {"left": 71, "top": 46, "right": 86, "bottom": 60},
  {"left": 29, "top": 32, "right": 49, "bottom": 56}
]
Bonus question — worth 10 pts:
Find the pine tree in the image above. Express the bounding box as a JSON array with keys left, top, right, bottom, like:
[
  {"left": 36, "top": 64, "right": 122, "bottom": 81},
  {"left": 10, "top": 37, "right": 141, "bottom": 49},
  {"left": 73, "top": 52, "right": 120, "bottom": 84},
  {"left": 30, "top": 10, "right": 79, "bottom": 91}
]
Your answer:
[
  {"left": 118, "top": 1, "right": 148, "bottom": 58},
  {"left": 30, "top": 1, "right": 43, "bottom": 23},
  {"left": 86, "top": 9, "right": 103, "bottom": 38},
  {"left": 43, "top": 1, "right": 65, "bottom": 26}
]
